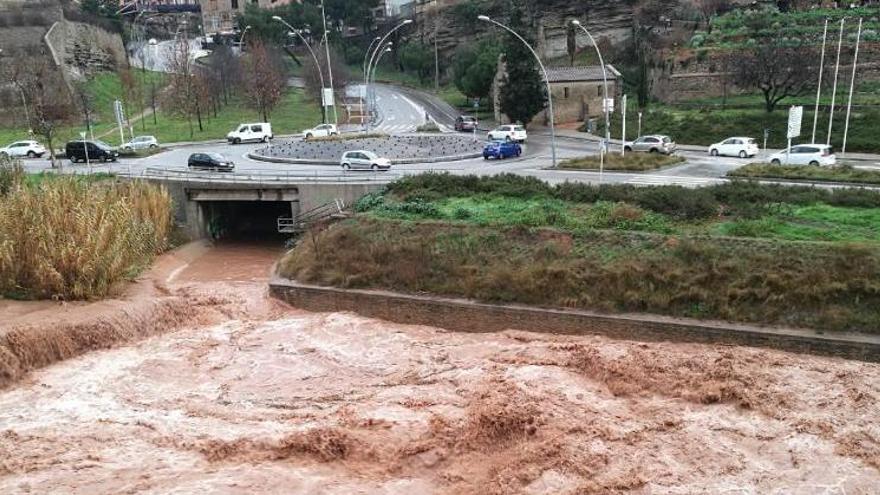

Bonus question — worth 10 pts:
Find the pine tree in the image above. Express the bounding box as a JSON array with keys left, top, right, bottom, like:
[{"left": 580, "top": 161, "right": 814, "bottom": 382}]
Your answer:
[{"left": 499, "top": 6, "right": 547, "bottom": 126}]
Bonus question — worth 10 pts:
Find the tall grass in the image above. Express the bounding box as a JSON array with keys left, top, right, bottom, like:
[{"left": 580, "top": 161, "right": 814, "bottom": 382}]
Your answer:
[
  {"left": 0, "top": 174, "right": 173, "bottom": 300},
  {"left": 279, "top": 218, "right": 880, "bottom": 333}
]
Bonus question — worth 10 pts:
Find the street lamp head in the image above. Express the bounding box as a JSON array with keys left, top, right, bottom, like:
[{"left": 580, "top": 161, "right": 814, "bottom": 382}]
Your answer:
[
  {"left": 271, "top": 15, "right": 282, "bottom": 21},
  {"left": 402, "top": 19, "right": 413, "bottom": 25},
  {"left": 571, "top": 20, "right": 582, "bottom": 26},
  {"left": 384, "top": 47, "right": 392, "bottom": 52},
  {"left": 477, "top": 15, "right": 491, "bottom": 22}
]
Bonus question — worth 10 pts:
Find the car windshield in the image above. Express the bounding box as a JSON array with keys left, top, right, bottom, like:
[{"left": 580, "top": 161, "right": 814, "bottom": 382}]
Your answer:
[
  {"left": 661, "top": 136, "right": 671, "bottom": 143},
  {"left": 95, "top": 141, "right": 113, "bottom": 150},
  {"left": 206, "top": 153, "right": 226, "bottom": 161}
]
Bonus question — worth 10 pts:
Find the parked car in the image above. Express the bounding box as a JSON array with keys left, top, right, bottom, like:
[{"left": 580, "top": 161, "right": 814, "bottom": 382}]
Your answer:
[
  {"left": 226, "top": 122, "right": 273, "bottom": 144},
  {"left": 122, "top": 135, "right": 159, "bottom": 151},
  {"left": 709, "top": 137, "right": 759, "bottom": 158},
  {"left": 624, "top": 135, "right": 676, "bottom": 154},
  {"left": 0, "top": 140, "right": 46, "bottom": 159},
  {"left": 768, "top": 144, "right": 836, "bottom": 166},
  {"left": 455, "top": 116, "right": 478, "bottom": 132},
  {"left": 187, "top": 152, "right": 235, "bottom": 172},
  {"left": 65, "top": 140, "right": 118, "bottom": 163},
  {"left": 303, "top": 123, "right": 338, "bottom": 139},
  {"left": 487, "top": 124, "right": 527, "bottom": 143},
  {"left": 340, "top": 150, "right": 391, "bottom": 171},
  {"left": 483, "top": 140, "right": 522, "bottom": 160}
]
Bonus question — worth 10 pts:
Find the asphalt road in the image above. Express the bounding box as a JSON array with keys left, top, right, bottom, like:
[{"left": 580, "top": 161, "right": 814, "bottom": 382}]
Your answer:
[{"left": 16, "top": 82, "right": 869, "bottom": 188}]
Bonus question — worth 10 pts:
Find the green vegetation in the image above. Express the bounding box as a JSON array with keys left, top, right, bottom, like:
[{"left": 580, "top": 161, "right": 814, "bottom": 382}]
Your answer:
[
  {"left": 0, "top": 160, "right": 172, "bottom": 300},
  {"left": 280, "top": 174, "right": 880, "bottom": 333},
  {"left": 559, "top": 153, "right": 684, "bottom": 171},
  {"left": 729, "top": 163, "right": 880, "bottom": 185},
  {"left": 0, "top": 71, "right": 321, "bottom": 149},
  {"left": 690, "top": 6, "right": 880, "bottom": 49}
]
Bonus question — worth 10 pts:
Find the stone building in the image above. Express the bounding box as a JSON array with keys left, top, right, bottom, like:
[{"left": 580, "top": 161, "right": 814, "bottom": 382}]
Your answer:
[
  {"left": 493, "top": 64, "right": 621, "bottom": 126},
  {"left": 201, "top": 0, "right": 296, "bottom": 34}
]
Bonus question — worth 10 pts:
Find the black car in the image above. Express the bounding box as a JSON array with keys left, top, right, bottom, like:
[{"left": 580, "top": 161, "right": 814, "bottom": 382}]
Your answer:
[
  {"left": 65, "top": 140, "right": 119, "bottom": 163},
  {"left": 187, "top": 152, "right": 235, "bottom": 172},
  {"left": 454, "top": 116, "right": 478, "bottom": 132}
]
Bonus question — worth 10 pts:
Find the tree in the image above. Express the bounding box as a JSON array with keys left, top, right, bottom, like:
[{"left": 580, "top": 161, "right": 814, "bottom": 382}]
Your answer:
[
  {"left": 9, "top": 57, "right": 74, "bottom": 167},
  {"left": 452, "top": 38, "right": 501, "bottom": 104},
  {"left": 398, "top": 42, "right": 433, "bottom": 85},
  {"left": 727, "top": 42, "right": 817, "bottom": 113},
  {"left": 242, "top": 40, "right": 286, "bottom": 123},
  {"left": 163, "top": 39, "right": 200, "bottom": 138},
  {"left": 498, "top": 7, "right": 546, "bottom": 126}
]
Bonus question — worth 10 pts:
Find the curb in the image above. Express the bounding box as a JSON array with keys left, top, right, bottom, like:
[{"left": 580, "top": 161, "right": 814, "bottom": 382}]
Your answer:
[
  {"left": 247, "top": 151, "right": 483, "bottom": 166},
  {"left": 269, "top": 279, "right": 880, "bottom": 363}
]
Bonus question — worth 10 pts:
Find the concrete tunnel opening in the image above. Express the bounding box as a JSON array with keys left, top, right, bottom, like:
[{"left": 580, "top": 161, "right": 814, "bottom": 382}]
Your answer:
[{"left": 200, "top": 201, "right": 295, "bottom": 241}]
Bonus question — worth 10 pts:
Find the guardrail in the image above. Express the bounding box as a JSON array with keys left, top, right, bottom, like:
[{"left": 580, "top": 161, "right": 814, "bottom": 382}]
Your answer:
[{"left": 139, "top": 167, "right": 403, "bottom": 183}]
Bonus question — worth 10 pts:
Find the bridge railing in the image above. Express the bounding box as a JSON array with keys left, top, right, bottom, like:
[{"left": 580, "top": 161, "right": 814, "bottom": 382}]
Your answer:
[{"left": 139, "top": 167, "right": 404, "bottom": 183}]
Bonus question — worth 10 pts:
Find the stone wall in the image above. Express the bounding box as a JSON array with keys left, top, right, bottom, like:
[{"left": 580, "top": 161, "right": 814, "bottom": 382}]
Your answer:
[{"left": 270, "top": 279, "right": 880, "bottom": 363}]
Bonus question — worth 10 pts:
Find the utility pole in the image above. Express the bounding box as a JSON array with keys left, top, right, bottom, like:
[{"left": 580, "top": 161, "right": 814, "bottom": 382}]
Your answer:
[
  {"left": 434, "top": 19, "right": 440, "bottom": 91},
  {"left": 842, "top": 18, "right": 863, "bottom": 156},
  {"left": 827, "top": 18, "right": 845, "bottom": 146},
  {"left": 811, "top": 18, "right": 829, "bottom": 144},
  {"left": 320, "top": 0, "right": 338, "bottom": 126}
]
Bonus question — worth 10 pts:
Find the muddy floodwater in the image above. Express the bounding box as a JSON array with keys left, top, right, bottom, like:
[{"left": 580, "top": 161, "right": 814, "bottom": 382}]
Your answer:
[{"left": 1, "top": 243, "right": 878, "bottom": 494}]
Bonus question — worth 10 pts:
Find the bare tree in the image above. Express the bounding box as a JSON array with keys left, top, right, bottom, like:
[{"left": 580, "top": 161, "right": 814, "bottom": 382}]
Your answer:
[
  {"left": 301, "top": 46, "right": 349, "bottom": 124},
  {"left": 119, "top": 67, "right": 143, "bottom": 133},
  {"left": 693, "top": 0, "right": 730, "bottom": 26},
  {"left": 241, "top": 40, "right": 285, "bottom": 123},
  {"left": 163, "top": 39, "right": 199, "bottom": 138},
  {"left": 7, "top": 56, "right": 74, "bottom": 167},
  {"left": 727, "top": 43, "right": 817, "bottom": 113}
]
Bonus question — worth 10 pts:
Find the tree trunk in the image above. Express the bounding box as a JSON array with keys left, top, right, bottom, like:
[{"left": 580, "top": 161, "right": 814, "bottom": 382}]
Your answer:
[
  {"left": 196, "top": 103, "right": 203, "bottom": 131},
  {"left": 151, "top": 84, "right": 157, "bottom": 125}
]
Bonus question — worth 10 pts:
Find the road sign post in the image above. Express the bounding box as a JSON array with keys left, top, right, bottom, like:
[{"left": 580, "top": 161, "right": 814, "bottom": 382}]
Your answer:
[
  {"left": 786, "top": 105, "right": 803, "bottom": 165},
  {"left": 620, "top": 94, "right": 627, "bottom": 156}
]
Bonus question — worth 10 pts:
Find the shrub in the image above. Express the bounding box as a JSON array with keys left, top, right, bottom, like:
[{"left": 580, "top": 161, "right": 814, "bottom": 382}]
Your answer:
[
  {"left": 354, "top": 191, "right": 386, "bottom": 212},
  {"left": 0, "top": 178, "right": 173, "bottom": 300},
  {"left": 631, "top": 186, "right": 720, "bottom": 220}
]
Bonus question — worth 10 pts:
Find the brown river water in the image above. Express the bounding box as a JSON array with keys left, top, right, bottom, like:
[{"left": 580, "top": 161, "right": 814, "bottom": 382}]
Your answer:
[{"left": 0, "top": 242, "right": 878, "bottom": 494}]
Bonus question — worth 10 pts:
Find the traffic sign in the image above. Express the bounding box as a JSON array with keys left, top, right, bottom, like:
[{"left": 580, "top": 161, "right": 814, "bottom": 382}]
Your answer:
[{"left": 787, "top": 106, "right": 803, "bottom": 139}]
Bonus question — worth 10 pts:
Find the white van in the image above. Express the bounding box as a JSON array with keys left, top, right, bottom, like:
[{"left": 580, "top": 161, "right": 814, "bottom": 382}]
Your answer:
[{"left": 227, "top": 123, "right": 273, "bottom": 144}]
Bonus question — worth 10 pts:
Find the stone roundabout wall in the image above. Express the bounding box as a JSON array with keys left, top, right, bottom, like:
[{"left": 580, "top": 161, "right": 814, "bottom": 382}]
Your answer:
[{"left": 251, "top": 134, "right": 485, "bottom": 165}]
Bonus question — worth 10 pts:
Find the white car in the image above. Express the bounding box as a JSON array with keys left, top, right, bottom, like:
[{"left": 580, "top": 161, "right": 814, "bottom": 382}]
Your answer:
[
  {"left": 709, "top": 137, "right": 759, "bottom": 158},
  {"left": 340, "top": 150, "right": 391, "bottom": 171},
  {"left": 769, "top": 144, "right": 836, "bottom": 167},
  {"left": 0, "top": 140, "right": 46, "bottom": 159},
  {"left": 122, "top": 135, "right": 159, "bottom": 151},
  {"left": 487, "top": 124, "right": 527, "bottom": 143},
  {"left": 227, "top": 122, "right": 273, "bottom": 144},
  {"left": 303, "top": 123, "right": 338, "bottom": 139}
]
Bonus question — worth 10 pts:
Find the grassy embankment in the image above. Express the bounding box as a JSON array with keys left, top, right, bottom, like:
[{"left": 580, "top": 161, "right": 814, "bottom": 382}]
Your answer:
[
  {"left": 729, "top": 163, "right": 880, "bottom": 185},
  {"left": 0, "top": 160, "right": 172, "bottom": 300},
  {"left": 560, "top": 153, "right": 684, "bottom": 171},
  {"left": 0, "top": 71, "right": 322, "bottom": 148},
  {"left": 279, "top": 174, "right": 880, "bottom": 333}
]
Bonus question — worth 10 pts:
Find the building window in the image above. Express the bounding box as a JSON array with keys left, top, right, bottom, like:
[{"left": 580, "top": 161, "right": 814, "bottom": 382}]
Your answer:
[
  {"left": 231, "top": 0, "right": 239, "bottom": 8},
  {"left": 597, "top": 86, "right": 601, "bottom": 97},
  {"left": 563, "top": 87, "right": 569, "bottom": 99}
]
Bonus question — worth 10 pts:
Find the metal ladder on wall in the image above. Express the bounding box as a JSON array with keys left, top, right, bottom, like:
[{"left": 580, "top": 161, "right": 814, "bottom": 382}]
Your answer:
[{"left": 277, "top": 199, "right": 348, "bottom": 234}]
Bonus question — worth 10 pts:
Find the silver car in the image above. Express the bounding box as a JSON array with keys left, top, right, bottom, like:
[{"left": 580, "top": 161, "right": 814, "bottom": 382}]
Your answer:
[
  {"left": 625, "top": 135, "right": 677, "bottom": 154},
  {"left": 340, "top": 150, "right": 391, "bottom": 171},
  {"left": 122, "top": 135, "right": 159, "bottom": 151}
]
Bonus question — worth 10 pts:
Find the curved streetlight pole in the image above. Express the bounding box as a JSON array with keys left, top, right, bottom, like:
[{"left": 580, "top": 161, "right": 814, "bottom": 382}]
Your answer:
[
  {"left": 362, "top": 36, "right": 381, "bottom": 78},
  {"left": 365, "top": 19, "right": 413, "bottom": 127},
  {"left": 239, "top": 25, "right": 252, "bottom": 52},
  {"left": 478, "top": 15, "right": 556, "bottom": 168},
  {"left": 273, "top": 16, "right": 327, "bottom": 123},
  {"left": 571, "top": 19, "right": 609, "bottom": 180},
  {"left": 367, "top": 46, "right": 393, "bottom": 129}
]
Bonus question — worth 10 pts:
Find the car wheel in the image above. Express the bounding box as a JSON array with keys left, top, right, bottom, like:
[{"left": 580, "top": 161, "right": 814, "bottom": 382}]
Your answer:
[
  {"left": 26, "top": 151, "right": 37, "bottom": 158},
  {"left": 371, "top": 164, "right": 379, "bottom": 171},
  {"left": 505, "top": 136, "right": 512, "bottom": 142},
  {"left": 342, "top": 163, "right": 351, "bottom": 170},
  {"left": 233, "top": 138, "right": 241, "bottom": 145},
  {"left": 739, "top": 150, "right": 747, "bottom": 158},
  {"left": 710, "top": 149, "right": 719, "bottom": 157},
  {"left": 483, "top": 155, "right": 489, "bottom": 160},
  {"left": 624, "top": 146, "right": 632, "bottom": 152},
  {"left": 809, "top": 160, "right": 820, "bottom": 167},
  {"left": 771, "top": 159, "right": 781, "bottom": 166},
  {"left": 262, "top": 136, "right": 268, "bottom": 143},
  {"left": 150, "top": 144, "right": 158, "bottom": 149},
  {"left": 516, "top": 149, "right": 521, "bottom": 157},
  {"left": 305, "top": 133, "right": 312, "bottom": 140},
  {"left": 649, "top": 148, "right": 658, "bottom": 153}
]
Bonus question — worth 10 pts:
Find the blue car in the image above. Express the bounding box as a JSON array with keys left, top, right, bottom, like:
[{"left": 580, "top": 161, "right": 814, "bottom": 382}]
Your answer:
[{"left": 483, "top": 140, "right": 522, "bottom": 160}]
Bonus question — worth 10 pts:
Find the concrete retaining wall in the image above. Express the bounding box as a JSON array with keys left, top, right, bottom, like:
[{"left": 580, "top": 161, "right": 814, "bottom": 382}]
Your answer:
[{"left": 270, "top": 279, "right": 880, "bottom": 363}]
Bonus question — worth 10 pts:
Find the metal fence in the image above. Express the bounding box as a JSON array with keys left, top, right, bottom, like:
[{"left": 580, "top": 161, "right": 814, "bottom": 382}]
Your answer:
[{"left": 139, "top": 167, "right": 404, "bottom": 184}]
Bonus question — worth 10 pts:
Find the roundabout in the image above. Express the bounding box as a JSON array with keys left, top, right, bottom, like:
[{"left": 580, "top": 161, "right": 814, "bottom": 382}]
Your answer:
[{"left": 249, "top": 133, "right": 485, "bottom": 165}]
